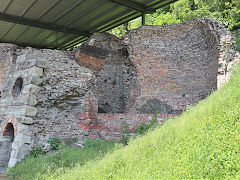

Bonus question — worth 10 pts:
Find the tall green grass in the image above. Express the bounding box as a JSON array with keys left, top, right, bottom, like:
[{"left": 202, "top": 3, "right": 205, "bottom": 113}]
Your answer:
[
  {"left": 8, "top": 139, "right": 115, "bottom": 180},
  {"left": 236, "top": 38, "right": 240, "bottom": 52},
  {"left": 48, "top": 63, "right": 240, "bottom": 179}
]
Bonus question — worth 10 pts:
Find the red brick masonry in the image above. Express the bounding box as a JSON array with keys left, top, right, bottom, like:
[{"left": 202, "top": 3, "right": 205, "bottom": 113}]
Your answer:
[{"left": 76, "top": 93, "right": 174, "bottom": 141}]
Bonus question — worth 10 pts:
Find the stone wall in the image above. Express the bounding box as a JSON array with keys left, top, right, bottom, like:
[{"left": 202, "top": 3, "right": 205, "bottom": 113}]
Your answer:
[
  {"left": 75, "top": 18, "right": 240, "bottom": 115},
  {"left": 0, "top": 47, "right": 95, "bottom": 169},
  {"left": 75, "top": 33, "right": 136, "bottom": 113},
  {"left": 123, "top": 18, "right": 239, "bottom": 113},
  {"left": 75, "top": 93, "right": 173, "bottom": 141},
  {"left": 0, "top": 18, "right": 239, "bottom": 170}
]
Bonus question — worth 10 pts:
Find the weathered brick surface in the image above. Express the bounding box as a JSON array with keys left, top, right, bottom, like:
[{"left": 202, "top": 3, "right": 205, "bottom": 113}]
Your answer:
[
  {"left": 0, "top": 44, "right": 21, "bottom": 91},
  {"left": 124, "top": 19, "right": 220, "bottom": 113},
  {"left": 75, "top": 33, "right": 136, "bottom": 113},
  {"left": 94, "top": 113, "right": 173, "bottom": 141},
  {"left": 0, "top": 18, "right": 239, "bottom": 170}
]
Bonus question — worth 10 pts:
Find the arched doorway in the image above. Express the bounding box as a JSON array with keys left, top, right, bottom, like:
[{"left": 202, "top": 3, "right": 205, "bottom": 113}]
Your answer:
[{"left": 0, "top": 123, "right": 14, "bottom": 173}]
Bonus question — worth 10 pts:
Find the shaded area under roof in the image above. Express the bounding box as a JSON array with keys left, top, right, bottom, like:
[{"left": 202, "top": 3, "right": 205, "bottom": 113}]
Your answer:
[{"left": 0, "top": 0, "right": 178, "bottom": 50}]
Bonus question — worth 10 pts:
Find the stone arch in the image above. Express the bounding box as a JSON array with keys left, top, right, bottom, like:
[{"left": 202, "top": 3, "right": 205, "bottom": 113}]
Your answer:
[
  {"left": 2, "top": 123, "right": 14, "bottom": 140},
  {"left": 0, "top": 123, "right": 15, "bottom": 173}
]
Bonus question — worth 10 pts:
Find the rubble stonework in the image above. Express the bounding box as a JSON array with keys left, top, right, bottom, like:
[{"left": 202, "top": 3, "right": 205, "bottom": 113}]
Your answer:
[
  {"left": 0, "top": 18, "right": 239, "bottom": 171},
  {"left": 75, "top": 33, "right": 136, "bottom": 113},
  {"left": 0, "top": 47, "right": 95, "bottom": 170}
]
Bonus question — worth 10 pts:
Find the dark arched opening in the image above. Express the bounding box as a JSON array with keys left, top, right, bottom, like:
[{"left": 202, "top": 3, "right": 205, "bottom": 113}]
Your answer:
[
  {"left": 0, "top": 123, "right": 14, "bottom": 172},
  {"left": 12, "top": 77, "right": 23, "bottom": 98},
  {"left": 3, "top": 123, "right": 14, "bottom": 141}
]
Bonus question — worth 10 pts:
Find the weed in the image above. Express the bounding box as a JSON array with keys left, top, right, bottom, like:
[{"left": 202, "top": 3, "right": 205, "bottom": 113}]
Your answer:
[
  {"left": 120, "top": 119, "right": 130, "bottom": 145},
  {"left": 112, "top": 80, "right": 117, "bottom": 86},
  {"left": 135, "top": 110, "right": 158, "bottom": 135},
  {"left": 48, "top": 137, "right": 62, "bottom": 150},
  {"left": 72, "top": 137, "right": 78, "bottom": 142},
  {"left": 236, "top": 38, "right": 240, "bottom": 52},
  {"left": 31, "top": 145, "right": 47, "bottom": 158}
]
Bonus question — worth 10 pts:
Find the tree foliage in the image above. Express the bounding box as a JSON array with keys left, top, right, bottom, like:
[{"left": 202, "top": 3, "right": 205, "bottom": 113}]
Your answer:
[{"left": 108, "top": 0, "right": 240, "bottom": 38}]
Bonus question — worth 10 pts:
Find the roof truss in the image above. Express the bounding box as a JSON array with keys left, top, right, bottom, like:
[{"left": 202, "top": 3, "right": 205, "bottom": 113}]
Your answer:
[
  {"left": 0, "top": 13, "right": 91, "bottom": 37},
  {"left": 107, "top": 0, "right": 156, "bottom": 13}
]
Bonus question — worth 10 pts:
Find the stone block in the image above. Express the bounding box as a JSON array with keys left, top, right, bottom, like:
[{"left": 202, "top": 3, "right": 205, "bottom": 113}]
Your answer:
[
  {"left": 16, "top": 54, "right": 26, "bottom": 64},
  {"left": 22, "top": 84, "right": 40, "bottom": 95},
  {"left": 16, "top": 124, "right": 29, "bottom": 135},
  {"left": 36, "top": 59, "right": 48, "bottom": 68},
  {"left": 0, "top": 108, "right": 5, "bottom": 116},
  {"left": 27, "top": 66, "right": 43, "bottom": 77},
  {"left": 8, "top": 157, "right": 18, "bottom": 168},
  {"left": 16, "top": 59, "right": 37, "bottom": 69},
  {"left": 12, "top": 69, "right": 28, "bottom": 80},
  {"left": 4, "top": 106, "right": 21, "bottom": 116},
  {"left": 25, "top": 75, "right": 43, "bottom": 85},
  {"left": 18, "top": 117, "right": 33, "bottom": 125},
  {"left": 21, "top": 105, "right": 37, "bottom": 117},
  {"left": 31, "top": 76, "right": 43, "bottom": 85},
  {"left": 0, "top": 97, "right": 13, "bottom": 107},
  {"left": 26, "top": 94, "right": 38, "bottom": 106},
  {"left": 10, "top": 148, "right": 28, "bottom": 161}
]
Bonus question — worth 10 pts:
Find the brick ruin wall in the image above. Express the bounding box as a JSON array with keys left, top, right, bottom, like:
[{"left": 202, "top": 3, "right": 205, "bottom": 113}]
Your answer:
[
  {"left": 0, "top": 18, "right": 239, "bottom": 169},
  {"left": 76, "top": 19, "right": 240, "bottom": 114}
]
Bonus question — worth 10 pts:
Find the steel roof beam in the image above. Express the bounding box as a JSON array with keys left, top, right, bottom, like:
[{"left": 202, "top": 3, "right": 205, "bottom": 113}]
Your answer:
[
  {"left": 107, "top": 0, "right": 156, "bottom": 13},
  {"left": 150, "top": 0, "right": 179, "bottom": 9},
  {"left": 0, "top": 13, "right": 91, "bottom": 37}
]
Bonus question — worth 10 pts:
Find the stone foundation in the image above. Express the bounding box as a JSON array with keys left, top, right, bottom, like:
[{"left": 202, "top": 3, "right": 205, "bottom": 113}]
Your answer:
[{"left": 0, "top": 18, "right": 239, "bottom": 171}]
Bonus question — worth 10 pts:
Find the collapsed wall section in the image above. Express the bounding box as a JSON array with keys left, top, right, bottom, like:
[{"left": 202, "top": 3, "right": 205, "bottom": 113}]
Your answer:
[{"left": 75, "top": 33, "right": 136, "bottom": 113}]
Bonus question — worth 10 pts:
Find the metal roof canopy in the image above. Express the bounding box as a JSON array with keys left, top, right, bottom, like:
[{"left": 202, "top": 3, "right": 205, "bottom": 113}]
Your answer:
[{"left": 0, "top": 0, "right": 178, "bottom": 50}]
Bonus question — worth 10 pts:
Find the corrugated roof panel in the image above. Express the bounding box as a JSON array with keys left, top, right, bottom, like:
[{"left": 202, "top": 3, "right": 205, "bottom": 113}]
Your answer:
[
  {"left": 31, "top": 29, "right": 54, "bottom": 46},
  {"left": 23, "top": 0, "right": 61, "bottom": 21},
  {"left": 70, "top": 3, "right": 126, "bottom": 29},
  {"left": 134, "top": 0, "right": 152, "bottom": 5},
  {"left": 0, "top": 0, "right": 178, "bottom": 49},
  {"left": 0, "top": 21, "right": 14, "bottom": 37},
  {"left": 39, "top": 0, "right": 81, "bottom": 23},
  {"left": 95, "top": 11, "right": 140, "bottom": 32},
  {"left": 0, "top": 0, "right": 12, "bottom": 13},
  {"left": 5, "top": 0, "right": 33, "bottom": 16},
  {"left": 50, "top": 34, "right": 75, "bottom": 48},
  {"left": 55, "top": 0, "right": 105, "bottom": 27},
  {"left": 86, "top": 8, "right": 132, "bottom": 31},
  {"left": 1, "top": 24, "right": 28, "bottom": 42},
  {"left": 43, "top": 32, "right": 64, "bottom": 45},
  {"left": 15, "top": 27, "right": 44, "bottom": 44}
]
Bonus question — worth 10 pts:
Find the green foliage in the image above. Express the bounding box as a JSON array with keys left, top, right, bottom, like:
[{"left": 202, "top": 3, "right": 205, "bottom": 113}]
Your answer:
[
  {"left": 65, "top": 137, "right": 78, "bottom": 146},
  {"left": 48, "top": 137, "right": 62, "bottom": 150},
  {"left": 31, "top": 145, "right": 47, "bottom": 158},
  {"left": 135, "top": 110, "right": 158, "bottom": 136},
  {"left": 236, "top": 38, "right": 240, "bottom": 52},
  {"left": 8, "top": 140, "right": 116, "bottom": 180},
  {"left": 43, "top": 63, "right": 240, "bottom": 179},
  {"left": 112, "top": 80, "right": 117, "bottom": 86},
  {"left": 108, "top": 0, "right": 240, "bottom": 38},
  {"left": 119, "top": 119, "right": 130, "bottom": 146}
]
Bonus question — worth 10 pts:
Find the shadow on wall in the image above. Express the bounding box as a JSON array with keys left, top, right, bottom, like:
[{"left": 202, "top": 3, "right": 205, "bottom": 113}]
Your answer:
[
  {"left": 137, "top": 99, "right": 174, "bottom": 114},
  {"left": 0, "top": 123, "right": 14, "bottom": 173}
]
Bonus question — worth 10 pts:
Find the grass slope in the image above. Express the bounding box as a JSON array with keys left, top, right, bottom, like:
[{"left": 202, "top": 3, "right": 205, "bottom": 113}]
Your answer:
[
  {"left": 8, "top": 140, "right": 115, "bottom": 180},
  {"left": 51, "top": 63, "right": 240, "bottom": 179}
]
